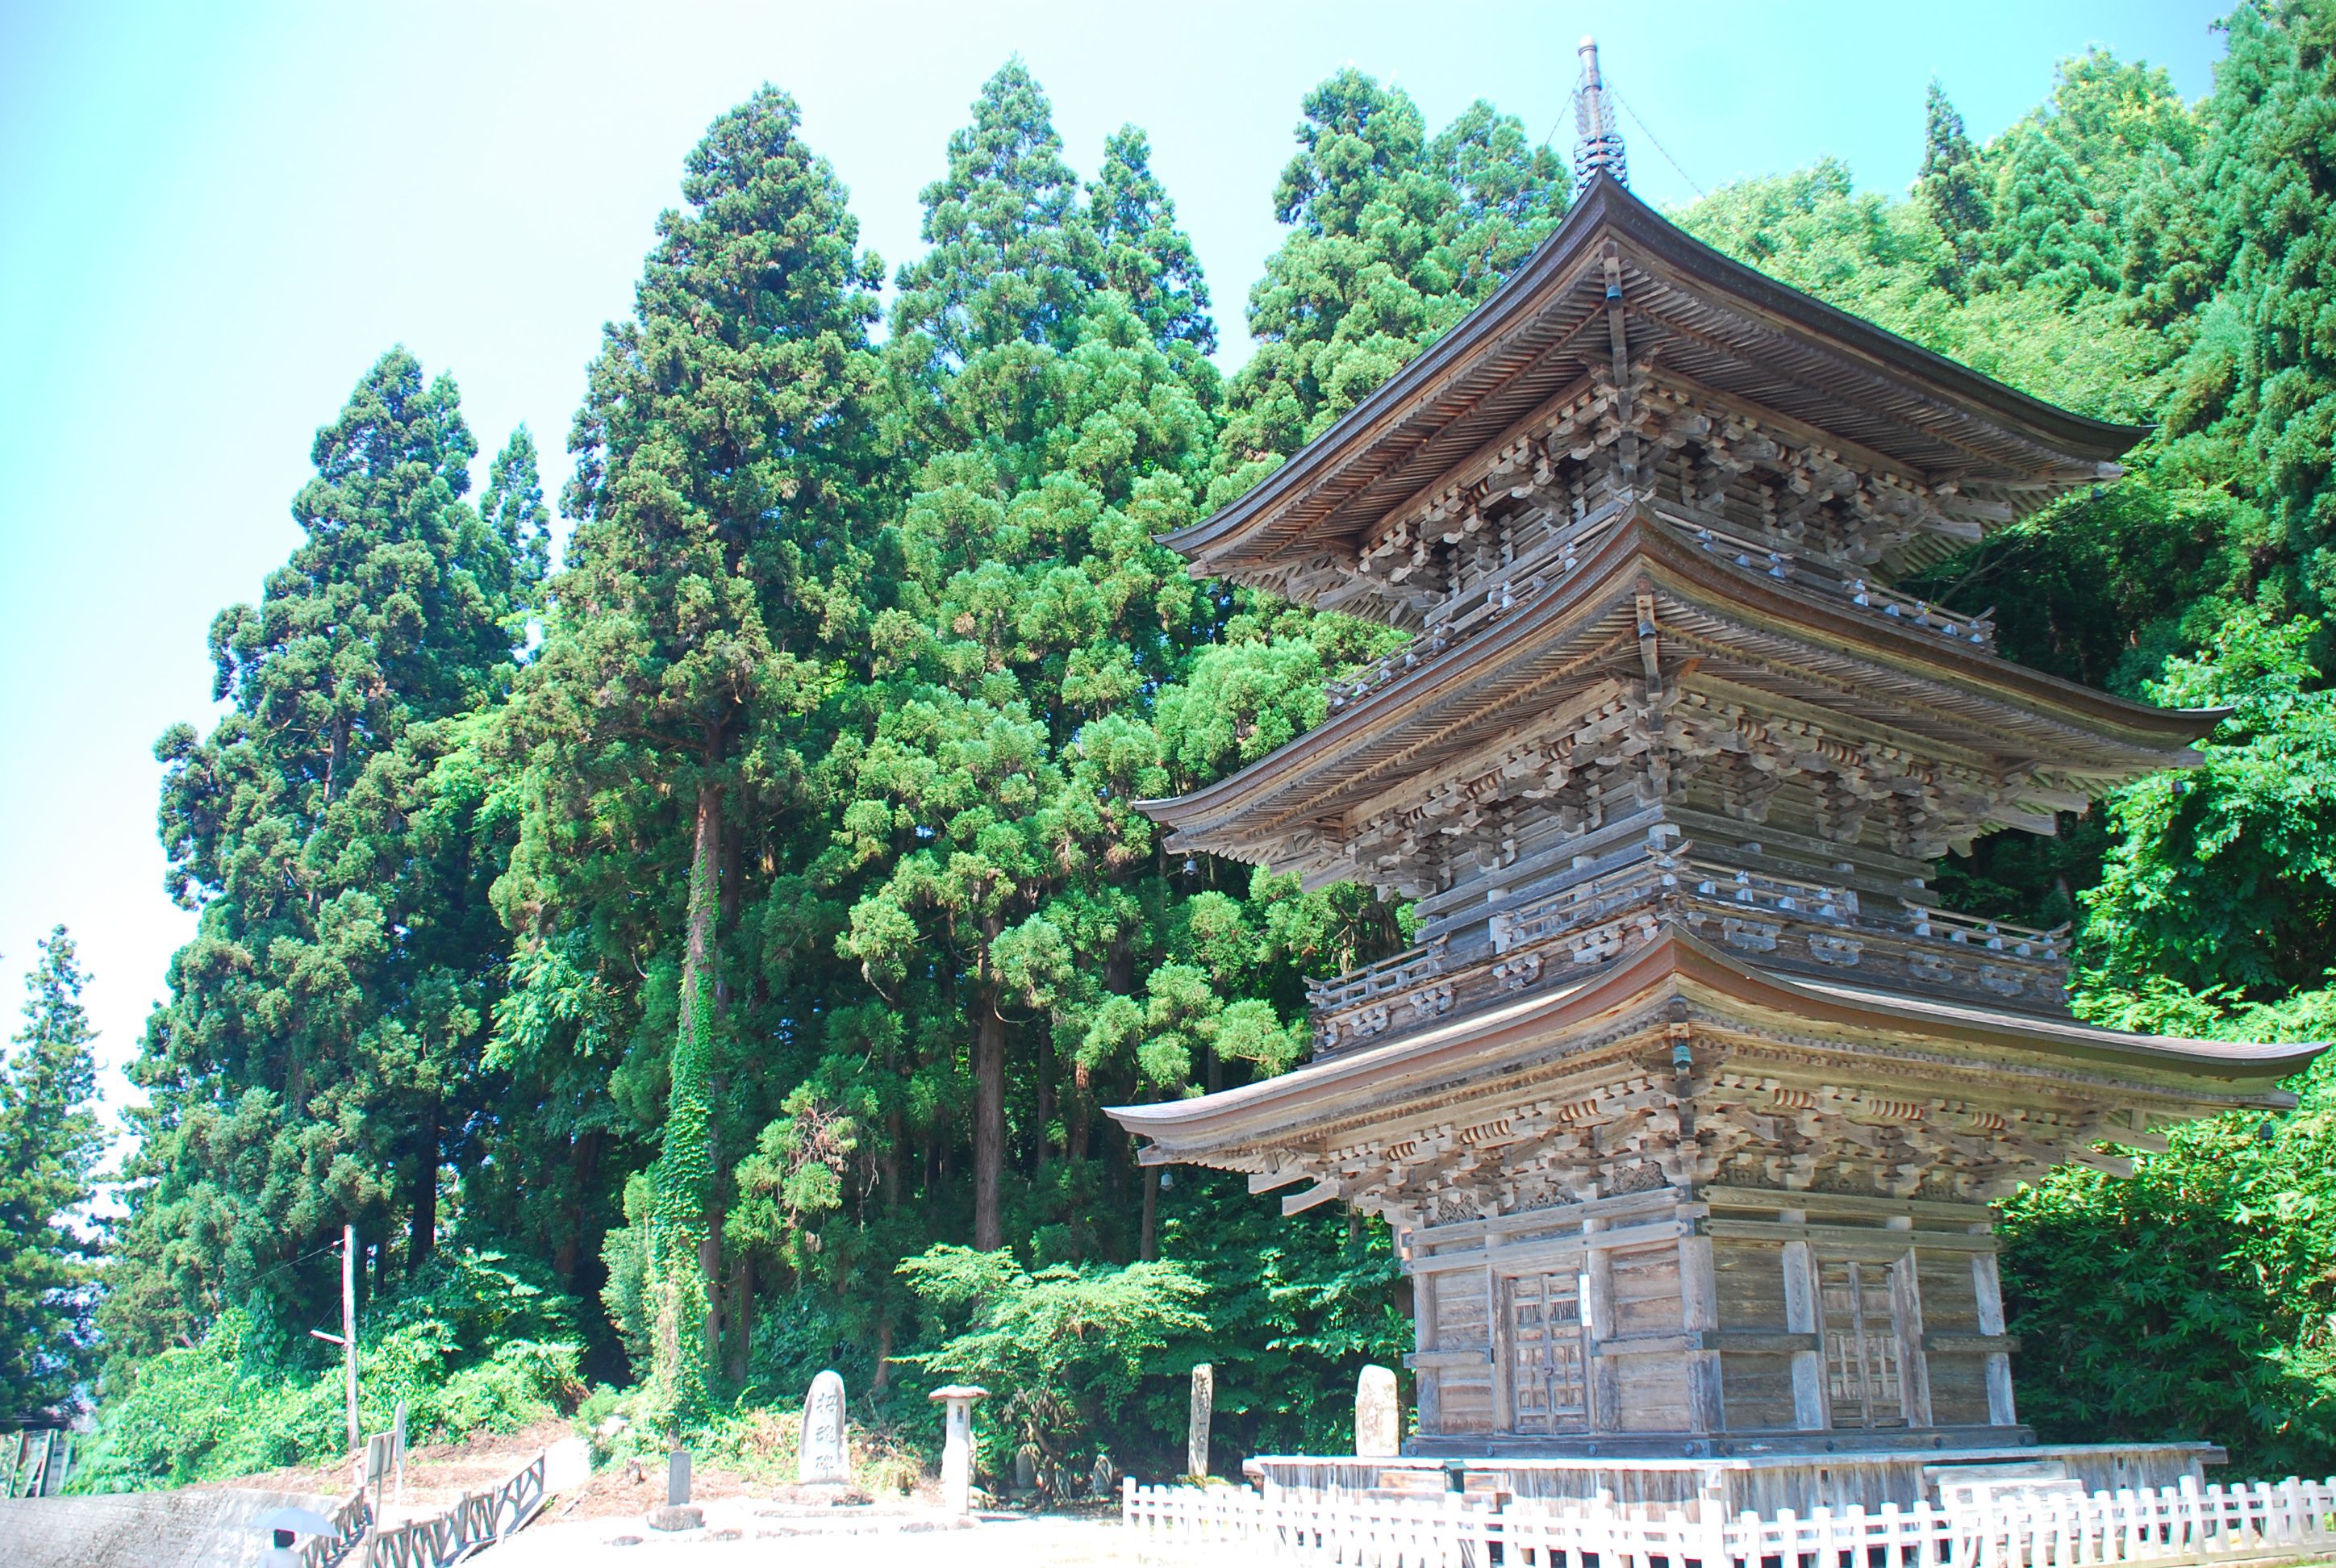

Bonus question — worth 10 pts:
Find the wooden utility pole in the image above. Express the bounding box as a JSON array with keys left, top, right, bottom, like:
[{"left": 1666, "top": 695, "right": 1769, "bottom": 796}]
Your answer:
[{"left": 341, "top": 1224, "right": 359, "bottom": 1453}]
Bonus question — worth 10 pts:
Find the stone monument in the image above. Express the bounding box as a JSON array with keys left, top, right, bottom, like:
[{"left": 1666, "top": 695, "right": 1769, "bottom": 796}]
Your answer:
[
  {"left": 648, "top": 1447, "right": 702, "bottom": 1532},
  {"left": 1356, "top": 1365, "right": 1400, "bottom": 1458},
  {"left": 798, "top": 1369, "right": 849, "bottom": 1487},
  {"left": 1187, "top": 1363, "right": 1213, "bottom": 1479}
]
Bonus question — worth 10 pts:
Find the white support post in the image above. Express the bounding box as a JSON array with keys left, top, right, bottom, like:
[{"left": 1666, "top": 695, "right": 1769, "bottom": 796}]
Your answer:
[{"left": 341, "top": 1224, "right": 360, "bottom": 1455}]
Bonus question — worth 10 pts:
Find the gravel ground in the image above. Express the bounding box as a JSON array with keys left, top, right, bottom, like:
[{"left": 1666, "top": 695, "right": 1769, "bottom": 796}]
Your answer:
[{"left": 487, "top": 1506, "right": 1171, "bottom": 1566}]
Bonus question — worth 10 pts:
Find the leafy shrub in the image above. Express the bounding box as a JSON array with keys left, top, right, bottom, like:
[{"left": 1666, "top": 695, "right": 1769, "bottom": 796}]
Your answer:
[
  {"left": 893, "top": 1245, "right": 1208, "bottom": 1487},
  {"left": 80, "top": 1249, "right": 585, "bottom": 1490},
  {"left": 2001, "top": 1054, "right": 2336, "bottom": 1477}
]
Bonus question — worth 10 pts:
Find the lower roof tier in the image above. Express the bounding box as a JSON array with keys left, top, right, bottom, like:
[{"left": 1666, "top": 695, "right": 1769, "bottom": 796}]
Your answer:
[{"left": 1106, "top": 930, "right": 2319, "bottom": 1224}]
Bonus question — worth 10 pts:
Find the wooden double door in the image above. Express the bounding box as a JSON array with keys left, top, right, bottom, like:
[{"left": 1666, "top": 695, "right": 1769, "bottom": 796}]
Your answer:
[
  {"left": 1819, "top": 1256, "right": 1908, "bottom": 1428},
  {"left": 1504, "top": 1269, "right": 1592, "bottom": 1433}
]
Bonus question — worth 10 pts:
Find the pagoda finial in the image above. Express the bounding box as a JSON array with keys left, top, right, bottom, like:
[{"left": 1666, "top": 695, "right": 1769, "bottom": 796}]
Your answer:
[{"left": 1575, "top": 35, "right": 1628, "bottom": 190}]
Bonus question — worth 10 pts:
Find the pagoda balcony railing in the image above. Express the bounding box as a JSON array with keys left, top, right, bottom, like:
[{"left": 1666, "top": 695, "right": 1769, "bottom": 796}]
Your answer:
[
  {"left": 1306, "top": 936, "right": 1450, "bottom": 1014},
  {"left": 1322, "top": 503, "right": 1995, "bottom": 714},
  {"left": 1311, "top": 849, "right": 2071, "bottom": 1058},
  {"left": 1663, "top": 509, "right": 1996, "bottom": 652},
  {"left": 1326, "top": 504, "right": 1632, "bottom": 713}
]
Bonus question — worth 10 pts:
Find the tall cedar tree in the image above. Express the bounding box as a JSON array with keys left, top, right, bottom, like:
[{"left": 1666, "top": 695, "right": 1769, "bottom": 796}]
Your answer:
[
  {"left": 111, "top": 352, "right": 540, "bottom": 1370},
  {"left": 507, "top": 85, "right": 885, "bottom": 1430},
  {"left": 0, "top": 929, "right": 104, "bottom": 1423},
  {"left": 842, "top": 60, "right": 1226, "bottom": 1253},
  {"left": 1917, "top": 81, "right": 1990, "bottom": 281},
  {"left": 1214, "top": 70, "right": 1566, "bottom": 500}
]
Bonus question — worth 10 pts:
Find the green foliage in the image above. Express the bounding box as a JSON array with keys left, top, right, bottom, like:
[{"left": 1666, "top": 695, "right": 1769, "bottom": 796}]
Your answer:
[
  {"left": 0, "top": 928, "right": 104, "bottom": 1424},
  {"left": 108, "top": 348, "right": 542, "bottom": 1378},
  {"left": 895, "top": 1244, "right": 1208, "bottom": 1479},
  {"left": 1215, "top": 70, "right": 1565, "bottom": 496},
  {"left": 1149, "top": 1169, "right": 1412, "bottom": 1458},
  {"left": 2079, "top": 613, "right": 2336, "bottom": 1000},
  {"left": 2000, "top": 1059, "right": 2336, "bottom": 1476},
  {"left": 80, "top": 1249, "right": 584, "bottom": 1491}
]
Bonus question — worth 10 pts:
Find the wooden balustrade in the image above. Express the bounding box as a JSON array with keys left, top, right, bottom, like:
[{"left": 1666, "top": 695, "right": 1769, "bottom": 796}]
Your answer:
[
  {"left": 1324, "top": 505, "right": 1998, "bottom": 719},
  {"left": 1307, "top": 937, "right": 1448, "bottom": 1012},
  {"left": 357, "top": 1450, "right": 546, "bottom": 1568},
  {"left": 1309, "top": 851, "right": 2070, "bottom": 1054}
]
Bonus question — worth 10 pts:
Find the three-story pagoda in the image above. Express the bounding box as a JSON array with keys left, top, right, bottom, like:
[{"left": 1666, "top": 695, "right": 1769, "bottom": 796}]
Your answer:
[{"left": 1108, "top": 81, "right": 2321, "bottom": 1512}]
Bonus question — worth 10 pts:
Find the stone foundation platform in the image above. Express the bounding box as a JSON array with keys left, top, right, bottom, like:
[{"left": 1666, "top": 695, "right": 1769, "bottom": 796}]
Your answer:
[{"left": 1245, "top": 1441, "right": 2221, "bottom": 1516}]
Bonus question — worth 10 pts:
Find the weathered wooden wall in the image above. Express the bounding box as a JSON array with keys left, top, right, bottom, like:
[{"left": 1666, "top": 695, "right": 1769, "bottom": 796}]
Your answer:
[{"left": 1404, "top": 1182, "right": 2019, "bottom": 1453}]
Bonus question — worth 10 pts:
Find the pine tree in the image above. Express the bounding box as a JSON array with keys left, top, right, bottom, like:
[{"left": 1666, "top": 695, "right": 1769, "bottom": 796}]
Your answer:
[
  {"left": 1089, "top": 125, "right": 1216, "bottom": 358},
  {"left": 108, "top": 349, "right": 541, "bottom": 1369},
  {"left": 1917, "top": 81, "right": 1990, "bottom": 281},
  {"left": 891, "top": 56, "right": 1099, "bottom": 383},
  {"left": 1215, "top": 72, "right": 1564, "bottom": 501},
  {"left": 0, "top": 928, "right": 105, "bottom": 1424},
  {"left": 508, "top": 83, "right": 885, "bottom": 1431}
]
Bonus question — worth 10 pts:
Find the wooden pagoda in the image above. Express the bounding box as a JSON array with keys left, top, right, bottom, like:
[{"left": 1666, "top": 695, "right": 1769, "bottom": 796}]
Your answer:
[{"left": 1108, "top": 115, "right": 2321, "bottom": 1506}]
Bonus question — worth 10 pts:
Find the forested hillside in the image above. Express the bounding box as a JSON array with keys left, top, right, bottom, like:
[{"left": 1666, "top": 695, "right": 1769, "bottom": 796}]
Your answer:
[{"left": 37, "top": 1, "right": 2336, "bottom": 1487}]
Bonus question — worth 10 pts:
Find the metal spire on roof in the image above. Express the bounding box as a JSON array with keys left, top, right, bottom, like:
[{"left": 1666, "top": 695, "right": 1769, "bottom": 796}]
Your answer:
[{"left": 1574, "top": 35, "right": 1627, "bottom": 190}]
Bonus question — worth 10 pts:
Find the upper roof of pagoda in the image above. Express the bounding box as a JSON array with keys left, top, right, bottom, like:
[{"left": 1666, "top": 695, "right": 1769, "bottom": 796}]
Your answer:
[{"left": 1172, "top": 173, "right": 2142, "bottom": 598}]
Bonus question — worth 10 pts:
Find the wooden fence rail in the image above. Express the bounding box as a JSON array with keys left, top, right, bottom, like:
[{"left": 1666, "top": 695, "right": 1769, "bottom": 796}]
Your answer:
[
  {"left": 0, "top": 1429, "right": 72, "bottom": 1497},
  {"left": 1124, "top": 1473, "right": 2336, "bottom": 1568},
  {"left": 357, "top": 1450, "right": 546, "bottom": 1568},
  {"left": 298, "top": 1490, "right": 374, "bottom": 1568}
]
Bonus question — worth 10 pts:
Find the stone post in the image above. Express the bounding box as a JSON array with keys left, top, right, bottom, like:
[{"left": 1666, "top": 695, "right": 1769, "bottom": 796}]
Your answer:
[
  {"left": 928, "top": 1384, "right": 987, "bottom": 1514},
  {"left": 799, "top": 1369, "right": 849, "bottom": 1487},
  {"left": 1356, "top": 1365, "right": 1400, "bottom": 1457},
  {"left": 1187, "top": 1363, "right": 1214, "bottom": 1480},
  {"left": 649, "top": 1447, "right": 702, "bottom": 1532}
]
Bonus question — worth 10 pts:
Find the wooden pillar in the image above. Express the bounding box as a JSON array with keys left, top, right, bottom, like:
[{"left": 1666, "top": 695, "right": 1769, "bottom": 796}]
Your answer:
[
  {"left": 1487, "top": 1239, "right": 1514, "bottom": 1433},
  {"left": 1971, "top": 1245, "right": 2018, "bottom": 1427},
  {"left": 1678, "top": 1228, "right": 1725, "bottom": 1433},
  {"left": 1587, "top": 1217, "right": 1620, "bottom": 1430},
  {"left": 1777, "top": 1207, "right": 1829, "bottom": 1430},
  {"left": 1411, "top": 1232, "right": 1442, "bottom": 1436}
]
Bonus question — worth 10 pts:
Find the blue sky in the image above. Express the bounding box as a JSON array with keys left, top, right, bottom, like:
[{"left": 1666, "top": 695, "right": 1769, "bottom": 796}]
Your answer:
[{"left": 0, "top": 0, "right": 2230, "bottom": 1126}]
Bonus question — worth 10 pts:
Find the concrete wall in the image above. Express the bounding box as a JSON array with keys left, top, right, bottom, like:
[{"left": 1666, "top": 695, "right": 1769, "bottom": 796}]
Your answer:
[{"left": 0, "top": 1486, "right": 343, "bottom": 1568}]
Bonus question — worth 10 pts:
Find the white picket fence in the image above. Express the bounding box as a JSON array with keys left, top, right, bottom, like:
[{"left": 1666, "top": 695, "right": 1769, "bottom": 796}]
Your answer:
[{"left": 1122, "top": 1474, "right": 2336, "bottom": 1567}]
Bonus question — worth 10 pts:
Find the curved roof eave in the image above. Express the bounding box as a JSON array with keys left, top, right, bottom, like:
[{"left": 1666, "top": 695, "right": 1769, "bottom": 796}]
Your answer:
[
  {"left": 1162, "top": 174, "right": 2146, "bottom": 570},
  {"left": 1137, "top": 513, "right": 2215, "bottom": 834},
  {"left": 1103, "top": 930, "right": 2321, "bottom": 1144}
]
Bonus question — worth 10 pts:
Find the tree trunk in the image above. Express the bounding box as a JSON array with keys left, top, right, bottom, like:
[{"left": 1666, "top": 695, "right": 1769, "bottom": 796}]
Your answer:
[
  {"left": 555, "top": 1128, "right": 603, "bottom": 1287},
  {"left": 1034, "top": 1027, "right": 1052, "bottom": 1178},
  {"left": 652, "top": 776, "right": 725, "bottom": 1422},
  {"left": 408, "top": 1099, "right": 440, "bottom": 1272},
  {"left": 1067, "top": 1060, "right": 1092, "bottom": 1166},
  {"left": 870, "top": 1318, "right": 894, "bottom": 1391},
  {"left": 700, "top": 1201, "right": 725, "bottom": 1372},
  {"left": 724, "top": 1253, "right": 753, "bottom": 1386},
  {"left": 972, "top": 1007, "right": 1005, "bottom": 1250}
]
